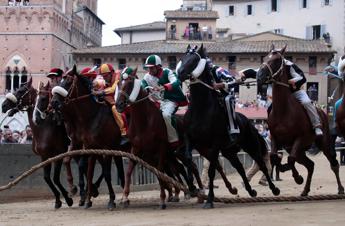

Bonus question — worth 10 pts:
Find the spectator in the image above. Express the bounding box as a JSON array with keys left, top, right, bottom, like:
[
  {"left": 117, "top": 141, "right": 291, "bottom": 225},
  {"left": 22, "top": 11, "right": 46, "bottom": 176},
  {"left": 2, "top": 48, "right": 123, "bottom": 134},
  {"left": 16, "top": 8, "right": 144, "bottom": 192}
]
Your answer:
[
  {"left": 208, "top": 26, "right": 212, "bottom": 40},
  {"left": 12, "top": 130, "right": 20, "bottom": 143},
  {"left": 20, "top": 126, "right": 33, "bottom": 144},
  {"left": 2, "top": 127, "right": 14, "bottom": 143},
  {"left": 202, "top": 25, "right": 208, "bottom": 40},
  {"left": 0, "top": 129, "right": 3, "bottom": 143},
  {"left": 183, "top": 26, "right": 189, "bottom": 39},
  {"left": 23, "top": 0, "right": 29, "bottom": 6}
]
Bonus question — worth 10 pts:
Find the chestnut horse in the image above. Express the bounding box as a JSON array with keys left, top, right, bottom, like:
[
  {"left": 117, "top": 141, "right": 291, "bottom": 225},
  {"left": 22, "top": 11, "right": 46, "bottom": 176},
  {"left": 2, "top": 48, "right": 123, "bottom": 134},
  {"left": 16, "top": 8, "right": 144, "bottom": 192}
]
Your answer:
[
  {"left": 50, "top": 65, "right": 125, "bottom": 210},
  {"left": 257, "top": 44, "right": 344, "bottom": 196},
  {"left": 177, "top": 44, "right": 279, "bottom": 208},
  {"left": 34, "top": 81, "right": 104, "bottom": 207},
  {"left": 1, "top": 78, "right": 73, "bottom": 208},
  {"left": 115, "top": 74, "right": 202, "bottom": 209}
]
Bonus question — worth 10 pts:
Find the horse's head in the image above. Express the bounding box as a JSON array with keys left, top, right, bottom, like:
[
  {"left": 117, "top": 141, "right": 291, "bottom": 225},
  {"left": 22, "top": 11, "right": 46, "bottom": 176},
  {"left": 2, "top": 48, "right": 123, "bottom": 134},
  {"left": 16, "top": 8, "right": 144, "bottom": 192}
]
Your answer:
[
  {"left": 2, "top": 77, "right": 36, "bottom": 116},
  {"left": 257, "top": 44, "right": 287, "bottom": 87},
  {"left": 115, "top": 68, "right": 141, "bottom": 113},
  {"left": 33, "top": 81, "right": 51, "bottom": 125},
  {"left": 51, "top": 65, "right": 90, "bottom": 111},
  {"left": 176, "top": 44, "right": 208, "bottom": 82}
]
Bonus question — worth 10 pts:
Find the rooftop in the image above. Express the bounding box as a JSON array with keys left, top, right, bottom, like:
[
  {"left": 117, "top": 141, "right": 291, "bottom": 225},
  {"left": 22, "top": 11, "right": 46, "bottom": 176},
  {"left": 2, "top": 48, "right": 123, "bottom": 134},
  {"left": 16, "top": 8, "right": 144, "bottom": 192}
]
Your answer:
[{"left": 164, "top": 10, "right": 219, "bottom": 19}]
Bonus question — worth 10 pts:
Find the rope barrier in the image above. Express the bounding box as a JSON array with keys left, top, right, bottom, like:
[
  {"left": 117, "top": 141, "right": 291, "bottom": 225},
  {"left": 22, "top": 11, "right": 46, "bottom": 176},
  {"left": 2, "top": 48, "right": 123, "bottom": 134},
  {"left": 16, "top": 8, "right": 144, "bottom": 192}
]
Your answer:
[{"left": 0, "top": 149, "right": 188, "bottom": 193}]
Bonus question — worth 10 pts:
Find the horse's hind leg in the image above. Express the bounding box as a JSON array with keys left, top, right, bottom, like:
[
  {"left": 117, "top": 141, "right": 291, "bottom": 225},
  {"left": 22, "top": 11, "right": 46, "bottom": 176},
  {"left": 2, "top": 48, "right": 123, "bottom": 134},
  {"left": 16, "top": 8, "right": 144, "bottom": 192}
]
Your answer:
[
  {"left": 296, "top": 154, "right": 314, "bottom": 196},
  {"left": 320, "top": 137, "right": 345, "bottom": 194},
  {"left": 114, "top": 156, "right": 125, "bottom": 188},
  {"left": 43, "top": 163, "right": 61, "bottom": 209},
  {"left": 85, "top": 155, "right": 96, "bottom": 209},
  {"left": 121, "top": 159, "right": 136, "bottom": 207},
  {"left": 222, "top": 151, "right": 257, "bottom": 197},
  {"left": 215, "top": 160, "right": 237, "bottom": 195},
  {"left": 77, "top": 155, "right": 87, "bottom": 206},
  {"left": 203, "top": 151, "right": 218, "bottom": 209},
  {"left": 63, "top": 155, "right": 77, "bottom": 196},
  {"left": 102, "top": 156, "right": 116, "bottom": 210},
  {"left": 53, "top": 160, "right": 73, "bottom": 207}
]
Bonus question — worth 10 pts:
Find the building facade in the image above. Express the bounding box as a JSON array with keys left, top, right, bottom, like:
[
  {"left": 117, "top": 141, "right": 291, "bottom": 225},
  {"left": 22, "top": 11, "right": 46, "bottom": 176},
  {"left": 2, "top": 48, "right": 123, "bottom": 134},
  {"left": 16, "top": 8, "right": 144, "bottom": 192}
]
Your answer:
[
  {"left": 0, "top": 0, "right": 103, "bottom": 94},
  {"left": 213, "top": 0, "right": 344, "bottom": 58}
]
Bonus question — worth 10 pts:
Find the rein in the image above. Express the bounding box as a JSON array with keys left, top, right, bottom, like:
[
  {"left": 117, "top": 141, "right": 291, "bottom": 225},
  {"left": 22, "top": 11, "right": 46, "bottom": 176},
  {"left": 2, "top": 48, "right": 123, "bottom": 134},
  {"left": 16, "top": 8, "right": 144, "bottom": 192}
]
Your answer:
[{"left": 261, "top": 52, "right": 290, "bottom": 88}]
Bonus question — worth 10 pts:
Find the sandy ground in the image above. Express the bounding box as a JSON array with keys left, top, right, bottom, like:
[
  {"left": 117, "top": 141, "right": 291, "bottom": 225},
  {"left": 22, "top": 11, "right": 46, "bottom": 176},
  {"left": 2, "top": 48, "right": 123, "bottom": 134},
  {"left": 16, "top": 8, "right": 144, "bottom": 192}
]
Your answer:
[{"left": 1, "top": 154, "right": 345, "bottom": 226}]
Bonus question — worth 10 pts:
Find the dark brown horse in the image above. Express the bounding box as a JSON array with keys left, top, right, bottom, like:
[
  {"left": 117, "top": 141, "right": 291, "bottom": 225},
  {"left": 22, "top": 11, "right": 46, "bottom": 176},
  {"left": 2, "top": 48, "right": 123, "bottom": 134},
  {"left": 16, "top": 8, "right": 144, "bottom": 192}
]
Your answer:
[
  {"left": 115, "top": 74, "right": 196, "bottom": 209},
  {"left": 50, "top": 65, "right": 125, "bottom": 210},
  {"left": 1, "top": 78, "right": 73, "bottom": 208},
  {"left": 34, "top": 81, "right": 103, "bottom": 207},
  {"left": 257, "top": 44, "right": 344, "bottom": 196},
  {"left": 335, "top": 55, "right": 345, "bottom": 136}
]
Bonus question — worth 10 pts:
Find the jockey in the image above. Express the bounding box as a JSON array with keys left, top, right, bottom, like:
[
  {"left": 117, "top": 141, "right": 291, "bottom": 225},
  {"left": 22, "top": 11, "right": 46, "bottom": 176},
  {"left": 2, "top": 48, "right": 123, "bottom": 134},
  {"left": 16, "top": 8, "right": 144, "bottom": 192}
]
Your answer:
[
  {"left": 208, "top": 58, "right": 241, "bottom": 142},
  {"left": 240, "top": 59, "right": 323, "bottom": 136},
  {"left": 334, "top": 56, "right": 345, "bottom": 123},
  {"left": 141, "top": 55, "right": 187, "bottom": 148},
  {"left": 47, "top": 68, "right": 64, "bottom": 87},
  {"left": 80, "top": 67, "right": 97, "bottom": 80},
  {"left": 92, "top": 63, "right": 128, "bottom": 145}
]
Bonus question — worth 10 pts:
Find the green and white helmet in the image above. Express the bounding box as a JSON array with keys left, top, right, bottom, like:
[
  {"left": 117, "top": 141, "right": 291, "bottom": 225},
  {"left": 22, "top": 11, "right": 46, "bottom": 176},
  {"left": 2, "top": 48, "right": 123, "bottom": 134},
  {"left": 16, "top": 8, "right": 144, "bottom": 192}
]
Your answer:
[{"left": 145, "top": 55, "right": 162, "bottom": 67}]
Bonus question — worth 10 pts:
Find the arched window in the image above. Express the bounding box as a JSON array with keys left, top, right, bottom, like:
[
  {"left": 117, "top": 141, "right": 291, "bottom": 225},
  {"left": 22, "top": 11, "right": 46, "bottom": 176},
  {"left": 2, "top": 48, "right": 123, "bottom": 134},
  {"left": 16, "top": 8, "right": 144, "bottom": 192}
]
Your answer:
[
  {"left": 13, "top": 66, "right": 19, "bottom": 91},
  {"left": 21, "top": 67, "right": 28, "bottom": 85},
  {"left": 5, "top": 67, "right": 11, "bottom": 92}
]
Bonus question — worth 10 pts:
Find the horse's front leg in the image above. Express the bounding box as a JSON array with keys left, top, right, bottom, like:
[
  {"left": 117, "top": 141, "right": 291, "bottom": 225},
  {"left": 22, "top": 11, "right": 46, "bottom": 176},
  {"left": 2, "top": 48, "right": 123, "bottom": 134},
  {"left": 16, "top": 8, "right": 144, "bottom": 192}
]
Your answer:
[
  {"left": 85, "top": 155, "right": 96, "bottom": 209},
  {"left": 121, "top": 158, "right": 136, "bottom": 208},
  {"left": 288, "top": 139, "right": 304, "bottom": 185}
]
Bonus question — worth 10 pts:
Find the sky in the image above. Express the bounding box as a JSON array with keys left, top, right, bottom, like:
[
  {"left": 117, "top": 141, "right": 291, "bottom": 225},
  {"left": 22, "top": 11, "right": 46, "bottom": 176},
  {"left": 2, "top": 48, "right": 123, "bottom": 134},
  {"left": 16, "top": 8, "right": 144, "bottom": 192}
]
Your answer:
[{"left": 97, "top": 0, "right": 183, "bottom": 46}]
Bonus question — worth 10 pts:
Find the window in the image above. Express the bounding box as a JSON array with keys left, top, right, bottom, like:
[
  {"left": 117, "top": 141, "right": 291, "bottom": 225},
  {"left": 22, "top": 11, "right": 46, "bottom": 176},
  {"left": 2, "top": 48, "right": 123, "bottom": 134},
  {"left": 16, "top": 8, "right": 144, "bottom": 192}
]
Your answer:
[
  {"left": 93, "top": 58, "right": 101, "bottom": 67},
  {"left": 5, "top": 67, "right": 11, "bottom": 92},
  {"left": 118, "top": 58, "right": 126, "bottom": 70},
  {"left": 13, "top": 67, "right": 19, "bottom": 91},
  {"left": 306, "top": 25, "right": 326, "bottom": 40},
  {"left": 271, "top": 0, "right": 277, "bottom": 12},
  {"left": 307, "top": 82, "right": 319, "bottom": 102},
  {"left": 21, "top": 67, "right": 27, "bottom": 85},
  {"left": 247, "top": 5, "right": 252, "bottom": 15},
  {"left": 228, "top": 56, "right": 236, "bottom": 70},
  {"left": 302, "top": 0, "right": 307, "bottom": 8},
  {"left": 229, "top": 5, "right": 234, "bottom": 16},
  {"left": 168, "top": 56, "right": 177, "bottom": 70},
  {"left": 312, "top": 25, "right": 321, "bottom": 39},
  {"left": 309, "top": 56, "right": 317, "bottom": 75},
  {"left": 273, "top": 28, "right": 283, "bottom": 34},
  {"left": 324, "top": 0, "right": 330, "bottom": 6}
]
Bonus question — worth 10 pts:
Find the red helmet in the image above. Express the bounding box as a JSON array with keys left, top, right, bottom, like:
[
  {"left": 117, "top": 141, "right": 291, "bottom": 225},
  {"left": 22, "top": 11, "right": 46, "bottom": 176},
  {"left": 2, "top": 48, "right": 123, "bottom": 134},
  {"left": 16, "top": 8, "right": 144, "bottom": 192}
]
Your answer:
[
  {"left": 80, "top": 67, "right": 97, "bottom": 79},
  {"left": 47, "top": 68, "right": 64, "bottom": 78},
  {"left": 99, "top": 63, "right": 114, "bottom": 75}
]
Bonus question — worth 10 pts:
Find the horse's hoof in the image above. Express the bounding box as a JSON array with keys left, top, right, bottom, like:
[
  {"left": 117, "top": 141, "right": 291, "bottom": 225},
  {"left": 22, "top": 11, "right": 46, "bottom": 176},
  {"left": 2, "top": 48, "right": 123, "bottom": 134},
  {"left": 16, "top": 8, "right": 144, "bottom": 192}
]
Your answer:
[
  {"left": 294, "top": 175, "right": 304, "bottom": 185},
  {"left": 230, "top": 187, "right": 238, "bottom": 195},
  {"left": 84, "top": 201, "right": 92, "bottom": 209},
  {"left": 91, "top": 185, "right": 99, "bottom": 198},
  {"left": 160, "top": 204, "right": 167, "bottom": 210},
  {"left": 168, "top": 196, "right": 180, "bottom": 202},
  {"left": 272, "top": 187, "right": 280, "bottom": 196},
  {"left": 79, "top": 199, "right": 85, "bottom": 207},
  {"left": 249, "top": 189, "right": 257, "bottom": 197},
  {"left": 120, "top": 200, "right": 130, "bottom": 208},
  {"left": 338, "top": 187, "right": 345, "bottom": 195},
  {"left": 70, "top": 185, "right": 78, "bottom": 196},
  {"left": 108, "top": 201, "right": 116, "bottom": 211},
  {"left": 66, "top": 197, "right": 73, "bottom": 207},
  {"left": 54, "top": 200, "right": 62, "bottom": 209},
  {"left": 203, "top": 202, "right": 214, "bottom": 209},
  {"left": 300, "top": 190, "right": 309, "bottom": 197}
]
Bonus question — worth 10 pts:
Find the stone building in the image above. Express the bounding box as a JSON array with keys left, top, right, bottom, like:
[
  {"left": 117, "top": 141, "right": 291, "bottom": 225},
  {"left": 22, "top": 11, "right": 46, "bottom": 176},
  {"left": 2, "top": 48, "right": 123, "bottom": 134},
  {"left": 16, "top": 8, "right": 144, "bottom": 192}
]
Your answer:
[
  {"left": 0, "top": 0, "right": 103, "bottom": 94},
  {"left": 0, "top": 0, "right": 103, "bottom": 131}
]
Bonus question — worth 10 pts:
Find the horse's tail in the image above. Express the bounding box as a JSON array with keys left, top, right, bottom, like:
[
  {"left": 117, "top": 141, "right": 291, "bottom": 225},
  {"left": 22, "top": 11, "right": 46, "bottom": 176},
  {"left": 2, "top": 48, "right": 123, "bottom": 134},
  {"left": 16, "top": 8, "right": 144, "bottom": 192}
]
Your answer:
[{"left": 236, "top": 112, "right": 267, "bottom": 156}]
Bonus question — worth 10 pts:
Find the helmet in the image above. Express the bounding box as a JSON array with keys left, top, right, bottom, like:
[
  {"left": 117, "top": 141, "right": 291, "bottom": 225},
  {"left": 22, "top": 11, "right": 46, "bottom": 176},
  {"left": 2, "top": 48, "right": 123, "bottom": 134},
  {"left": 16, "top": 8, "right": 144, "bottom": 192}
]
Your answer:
[
  {"left": 121, "top": 67, "right": 134, "bottom": 80},
  {"left": 99, "top": 63, "right": 114, "bottom": 75},
  {"left": 47, "top": 68, "right": 64, "bottom": 78},
  {"left": 145, "top": 55, "right": 162, "bottom": 67},
  {"left": 80, "top": 67, "right": 97, "bottom": 79},
  {"left": 92, "top": 75, "right": 106, "bottom": 91}
]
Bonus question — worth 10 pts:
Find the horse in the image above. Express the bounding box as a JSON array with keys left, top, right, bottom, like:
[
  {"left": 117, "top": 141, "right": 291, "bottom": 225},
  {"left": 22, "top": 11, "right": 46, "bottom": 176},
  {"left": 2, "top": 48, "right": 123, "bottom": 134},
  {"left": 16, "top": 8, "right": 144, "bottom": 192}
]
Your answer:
[
  {"left": 50, "top": 65, "right": 126, "bottom": 210},
  {"left": 1, "top": 78, "right": 73, "bottom": 209},
  {"left": 33, "top": 81, "right": 103, "bottom": 207},
  {"left": 177, "top": 44, "right": 279, "bottom": 208},
  {"left": 335, "top": 55, "right": 345, "bottom": 137},
  {"left": 256, "top": 44, "right": 344, "bottom": 196},
  {"left": 115, "top": 73, "right": 203, "bottom": 209}
]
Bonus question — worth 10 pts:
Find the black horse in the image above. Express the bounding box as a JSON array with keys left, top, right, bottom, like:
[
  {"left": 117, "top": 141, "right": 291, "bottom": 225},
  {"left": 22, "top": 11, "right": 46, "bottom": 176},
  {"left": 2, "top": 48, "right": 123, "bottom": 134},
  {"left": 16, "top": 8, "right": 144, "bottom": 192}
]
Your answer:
[{"left": 177, "top": 44, "right": 280, "bottom": 208}]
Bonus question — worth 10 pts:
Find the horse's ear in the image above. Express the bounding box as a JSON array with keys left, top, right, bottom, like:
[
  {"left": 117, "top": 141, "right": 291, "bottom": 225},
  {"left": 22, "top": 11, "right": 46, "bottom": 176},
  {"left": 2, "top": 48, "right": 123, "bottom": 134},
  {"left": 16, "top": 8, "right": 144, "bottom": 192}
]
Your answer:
[
  {"left": 280, "top": 44, "right": 287, "bottom": 55},
  {"left": 270, "top": 43, "right": 275, "bottom": 51},
  {"left": 187, "top": 44, "right": 191, "bottom": 52},
  {"left": 198, "top": 43, "right": 207, "bottom": 58},
  {"left": 193, "top": 45, "right": 198, "bottom": 51},
  {"left": 39, "top": 81, "right": 44, "bottom": 89},
  {"left": 73, "top": 65, "right": 77, "bottom": 75}
]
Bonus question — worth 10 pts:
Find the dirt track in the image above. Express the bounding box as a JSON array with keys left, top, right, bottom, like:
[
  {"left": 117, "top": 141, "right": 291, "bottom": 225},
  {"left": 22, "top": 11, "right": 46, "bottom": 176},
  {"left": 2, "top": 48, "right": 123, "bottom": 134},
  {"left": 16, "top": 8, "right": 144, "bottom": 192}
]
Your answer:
[{"left": 1, "top": 154, "right": 345, "bottom": 226}]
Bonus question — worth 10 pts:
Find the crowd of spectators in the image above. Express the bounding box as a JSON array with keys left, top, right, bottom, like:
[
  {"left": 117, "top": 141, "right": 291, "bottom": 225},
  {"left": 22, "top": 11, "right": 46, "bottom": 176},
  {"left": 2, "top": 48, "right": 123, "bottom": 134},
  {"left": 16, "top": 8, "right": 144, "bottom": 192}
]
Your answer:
[{"left": 0, "top": 125, "right": 32, "bottom": 144}]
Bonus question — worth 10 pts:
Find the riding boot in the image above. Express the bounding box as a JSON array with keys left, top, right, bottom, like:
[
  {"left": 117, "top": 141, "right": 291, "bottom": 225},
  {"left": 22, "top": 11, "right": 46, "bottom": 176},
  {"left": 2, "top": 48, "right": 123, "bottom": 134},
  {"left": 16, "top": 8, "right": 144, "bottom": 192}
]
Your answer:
[
  {"left": 111, "top": 106, "right": 129, "bottom": 145},
  {"left": 303, "top": 102, "right": 323, "bottom": 136}
]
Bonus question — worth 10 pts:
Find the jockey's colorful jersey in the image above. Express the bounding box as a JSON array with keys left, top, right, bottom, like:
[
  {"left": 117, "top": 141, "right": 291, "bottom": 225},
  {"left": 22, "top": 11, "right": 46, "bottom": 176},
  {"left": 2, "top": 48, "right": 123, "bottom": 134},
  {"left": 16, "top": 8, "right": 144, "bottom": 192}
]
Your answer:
[
  {"left": 210, "top": 65, "right": 237, "bottom": 92},
  {"left": 141, "top": 68, "right": 186, "bottom": 103}
]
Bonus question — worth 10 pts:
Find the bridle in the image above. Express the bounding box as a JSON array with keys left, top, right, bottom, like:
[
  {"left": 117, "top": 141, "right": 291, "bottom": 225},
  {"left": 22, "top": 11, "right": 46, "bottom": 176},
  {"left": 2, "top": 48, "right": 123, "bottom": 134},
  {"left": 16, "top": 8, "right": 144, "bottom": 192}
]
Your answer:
[
  {"left": 260, "top": 51, "right": 290, "bottom": 88},
  {"left": 34, "top": 87, "right": 53, "bottom": 120},
  {"left": 118, "top": 80, "right": 158, "bottom": 107},
  {"left": 7, "top": 86, "right": 36, "bottom": 112}
]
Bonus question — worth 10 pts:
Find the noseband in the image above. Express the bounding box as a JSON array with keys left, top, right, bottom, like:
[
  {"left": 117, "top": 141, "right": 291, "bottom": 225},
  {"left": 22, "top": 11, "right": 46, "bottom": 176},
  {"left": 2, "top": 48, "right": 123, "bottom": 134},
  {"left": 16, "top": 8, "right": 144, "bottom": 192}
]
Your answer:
[
  {"left": 6, "top": 86, "right": 35, "bottom": 111},
  {"left": 260, "top": 52, "right": 290, "bottom": 88}
]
